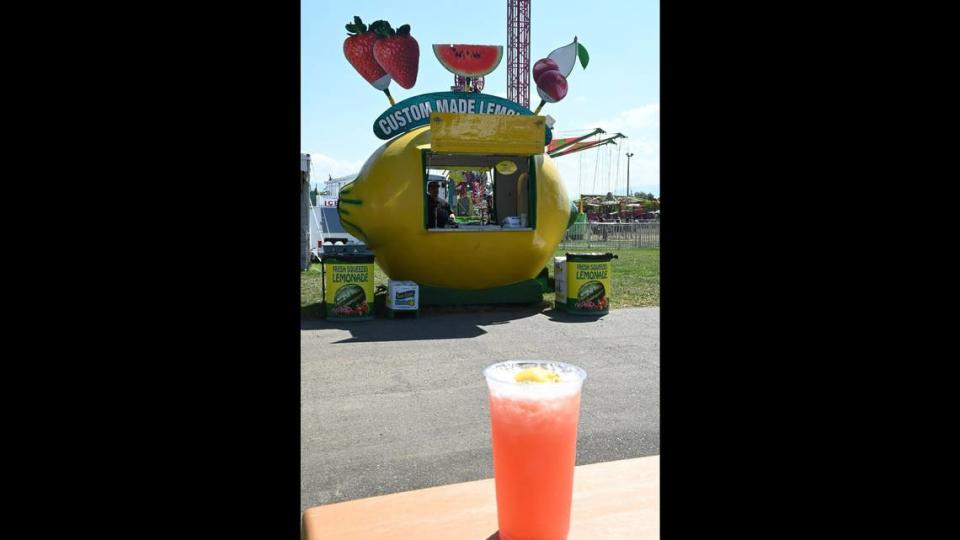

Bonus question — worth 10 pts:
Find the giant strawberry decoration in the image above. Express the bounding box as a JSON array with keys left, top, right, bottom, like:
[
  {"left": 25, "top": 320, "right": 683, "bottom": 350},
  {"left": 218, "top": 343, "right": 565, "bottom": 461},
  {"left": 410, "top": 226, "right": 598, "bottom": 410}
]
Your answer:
[
  {"left": 370, "top": 20, "right": 419, "bottom": 89},
  {"left": 343, "top": 16, "right": 388, "bottom": 84}
]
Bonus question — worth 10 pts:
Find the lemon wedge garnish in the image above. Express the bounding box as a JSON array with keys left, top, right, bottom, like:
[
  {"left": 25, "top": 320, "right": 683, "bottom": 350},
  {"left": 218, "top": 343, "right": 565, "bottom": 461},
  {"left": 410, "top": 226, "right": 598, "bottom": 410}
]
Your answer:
[{"left": 514, "top": 366, "right": 561, "bottom": 383}]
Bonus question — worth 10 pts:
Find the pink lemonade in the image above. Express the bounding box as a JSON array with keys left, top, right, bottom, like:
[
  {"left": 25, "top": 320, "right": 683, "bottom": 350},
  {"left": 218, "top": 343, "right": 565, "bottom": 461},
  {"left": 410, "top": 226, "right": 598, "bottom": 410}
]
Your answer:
[{"left": 484, "top": 361, "right": 586, "bottom": 540}]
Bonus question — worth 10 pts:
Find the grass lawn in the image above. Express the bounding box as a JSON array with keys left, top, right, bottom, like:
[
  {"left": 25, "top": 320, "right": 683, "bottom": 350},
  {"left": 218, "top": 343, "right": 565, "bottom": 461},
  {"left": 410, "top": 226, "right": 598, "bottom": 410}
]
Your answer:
[
  {"left": 581, "top": 248, "right": 660, "bottom": 309},
  {"left": 301, "top": 248, "right": 658, "bottom": 318}
]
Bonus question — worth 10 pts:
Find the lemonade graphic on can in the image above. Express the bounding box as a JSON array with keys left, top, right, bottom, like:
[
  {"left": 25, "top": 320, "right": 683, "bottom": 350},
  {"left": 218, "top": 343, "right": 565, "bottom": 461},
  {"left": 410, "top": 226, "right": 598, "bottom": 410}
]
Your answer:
[
  {"left": 323, "top": 254, "right": 374, "bottom": 320},
  {"left": 565, "top": 252, "right": 616, "bottom": 315}
]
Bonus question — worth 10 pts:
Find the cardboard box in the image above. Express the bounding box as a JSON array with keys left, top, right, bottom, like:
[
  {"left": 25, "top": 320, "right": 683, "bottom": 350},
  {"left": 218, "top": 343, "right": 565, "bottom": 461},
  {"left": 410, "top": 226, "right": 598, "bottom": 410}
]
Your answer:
[
  {"left": 386, "top": 280, "right": 419, "bottom": 311},
  {"left": 554, "top": 256, "right": 567, "bottom": 309}
]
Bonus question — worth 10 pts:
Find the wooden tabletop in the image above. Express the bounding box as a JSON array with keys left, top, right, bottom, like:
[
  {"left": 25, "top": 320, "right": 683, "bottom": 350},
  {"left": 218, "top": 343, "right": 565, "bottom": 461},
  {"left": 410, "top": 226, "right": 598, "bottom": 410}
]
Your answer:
[{"left": 302, "top": 455, "right": 659, "bottom": 539}]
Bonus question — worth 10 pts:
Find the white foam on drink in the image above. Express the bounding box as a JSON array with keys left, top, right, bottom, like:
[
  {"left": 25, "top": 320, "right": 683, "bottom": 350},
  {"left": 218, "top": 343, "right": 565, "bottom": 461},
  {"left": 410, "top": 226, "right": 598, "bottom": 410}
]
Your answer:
[{"left": 483, "top": 361, "right": 586, "bottom": 400}]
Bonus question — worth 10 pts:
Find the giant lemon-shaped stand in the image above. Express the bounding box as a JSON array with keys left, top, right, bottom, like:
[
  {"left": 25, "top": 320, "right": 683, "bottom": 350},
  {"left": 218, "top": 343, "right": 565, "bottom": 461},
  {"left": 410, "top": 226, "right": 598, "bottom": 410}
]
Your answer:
[{"left": 339, "top": 125, "right": 571, "bottom": 305}]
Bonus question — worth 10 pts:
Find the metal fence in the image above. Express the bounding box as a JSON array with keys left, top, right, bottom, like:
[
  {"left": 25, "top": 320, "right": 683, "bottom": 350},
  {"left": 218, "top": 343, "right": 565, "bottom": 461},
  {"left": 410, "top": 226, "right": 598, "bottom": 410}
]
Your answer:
[{"left": 559, "top": 221, "right": 660, "bottom": 250}]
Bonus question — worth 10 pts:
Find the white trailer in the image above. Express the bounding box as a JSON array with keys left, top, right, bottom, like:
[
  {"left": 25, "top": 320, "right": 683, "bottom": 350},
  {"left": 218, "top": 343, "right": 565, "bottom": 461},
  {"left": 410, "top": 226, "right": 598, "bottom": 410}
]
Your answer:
[
  {"left": 300, "top": 153, "right": 312, "bottom": 269},
  {"left": 310, "top": 173, "right": 365, "bottom": 255}
]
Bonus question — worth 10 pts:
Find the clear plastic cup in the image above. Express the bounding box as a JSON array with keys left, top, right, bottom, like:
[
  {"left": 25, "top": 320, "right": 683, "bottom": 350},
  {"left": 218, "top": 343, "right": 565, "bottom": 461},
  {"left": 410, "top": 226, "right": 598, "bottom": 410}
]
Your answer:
[{"left": 483, "top": 361, "right": 587, "bottom": 540}]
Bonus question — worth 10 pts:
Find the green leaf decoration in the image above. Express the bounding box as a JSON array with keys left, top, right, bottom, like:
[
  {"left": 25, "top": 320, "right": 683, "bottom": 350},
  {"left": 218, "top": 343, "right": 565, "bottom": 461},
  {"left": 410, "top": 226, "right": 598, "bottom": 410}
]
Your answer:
[
  {"left": 370, "top": 20, "right": 393, "bottom": 37},
  {"left": 577, "top": 43, "right": 590, "bottom": 69}
]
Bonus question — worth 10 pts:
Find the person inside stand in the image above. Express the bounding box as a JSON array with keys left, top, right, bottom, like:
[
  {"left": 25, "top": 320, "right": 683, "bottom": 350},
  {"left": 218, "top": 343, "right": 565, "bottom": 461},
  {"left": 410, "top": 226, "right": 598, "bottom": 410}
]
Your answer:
[
  {"left": 485, "top": 193, "right": 496, "bottom": 225},
  {"left": 427, "top": 181, "right": 456, "bottom": 228}
]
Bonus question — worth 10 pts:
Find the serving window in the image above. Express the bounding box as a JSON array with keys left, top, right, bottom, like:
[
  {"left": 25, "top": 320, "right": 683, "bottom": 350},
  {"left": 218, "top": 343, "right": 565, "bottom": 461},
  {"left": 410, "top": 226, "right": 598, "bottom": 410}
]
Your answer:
[{"left": 423, "top": 151, "right": 536, "bottom": 231}]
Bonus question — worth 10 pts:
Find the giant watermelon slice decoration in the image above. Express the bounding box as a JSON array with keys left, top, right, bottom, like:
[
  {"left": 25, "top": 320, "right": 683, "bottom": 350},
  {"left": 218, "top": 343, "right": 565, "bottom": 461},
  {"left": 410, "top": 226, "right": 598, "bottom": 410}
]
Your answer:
[{"left": 432, "top": 44, "right": 503, "bottom": 77}]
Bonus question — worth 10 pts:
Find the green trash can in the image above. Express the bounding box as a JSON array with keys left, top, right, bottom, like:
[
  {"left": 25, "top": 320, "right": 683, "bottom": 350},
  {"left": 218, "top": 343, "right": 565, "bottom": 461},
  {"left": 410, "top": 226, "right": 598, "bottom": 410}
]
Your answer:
[
  {"left": 322, "top": 253, "right": 375, "bottom": 321},
  {"left": 564, "top": 252, "right": 618, "bottom": 316}
]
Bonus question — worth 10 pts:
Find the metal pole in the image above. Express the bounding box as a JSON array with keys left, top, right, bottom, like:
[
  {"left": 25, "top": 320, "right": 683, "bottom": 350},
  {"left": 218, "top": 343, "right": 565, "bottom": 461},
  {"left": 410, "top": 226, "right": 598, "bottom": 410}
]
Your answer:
[{"left": 626, "top": 152, "right": 634, "bottom": 197}]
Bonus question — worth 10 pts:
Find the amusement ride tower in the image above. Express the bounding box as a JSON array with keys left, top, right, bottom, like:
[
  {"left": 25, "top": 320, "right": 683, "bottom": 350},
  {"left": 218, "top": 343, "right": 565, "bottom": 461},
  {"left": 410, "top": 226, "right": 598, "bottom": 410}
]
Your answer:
[{"left": 506, "top": 0, "right": 531, "bottom": 108}]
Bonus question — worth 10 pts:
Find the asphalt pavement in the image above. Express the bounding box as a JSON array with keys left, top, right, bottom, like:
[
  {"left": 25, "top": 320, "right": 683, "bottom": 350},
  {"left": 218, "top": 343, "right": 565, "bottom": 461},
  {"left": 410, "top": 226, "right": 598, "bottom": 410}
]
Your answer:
[{"left": 300, "top": 306, "right": 659, "bottom": 512}]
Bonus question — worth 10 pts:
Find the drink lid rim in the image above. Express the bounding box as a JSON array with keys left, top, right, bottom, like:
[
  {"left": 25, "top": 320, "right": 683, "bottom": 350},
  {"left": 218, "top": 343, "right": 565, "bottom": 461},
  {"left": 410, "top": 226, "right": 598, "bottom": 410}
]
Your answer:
[{"left": 483, "top": 360, "right": 587, "bottom": 388}]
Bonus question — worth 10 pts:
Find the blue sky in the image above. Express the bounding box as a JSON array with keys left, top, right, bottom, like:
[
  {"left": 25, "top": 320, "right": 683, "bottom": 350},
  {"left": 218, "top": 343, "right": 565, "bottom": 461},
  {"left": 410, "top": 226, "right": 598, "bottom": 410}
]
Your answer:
[{"left": 302, "top": 0, "right": 659, "bottom": 198}]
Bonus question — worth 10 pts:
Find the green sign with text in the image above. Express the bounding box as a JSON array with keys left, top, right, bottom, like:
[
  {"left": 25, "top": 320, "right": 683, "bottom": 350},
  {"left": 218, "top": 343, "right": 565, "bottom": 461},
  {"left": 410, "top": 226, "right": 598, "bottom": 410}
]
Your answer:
[{"left": 373, "top": 92, "right": 552, "bottom": 146}]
